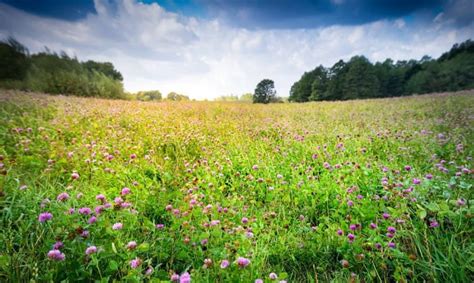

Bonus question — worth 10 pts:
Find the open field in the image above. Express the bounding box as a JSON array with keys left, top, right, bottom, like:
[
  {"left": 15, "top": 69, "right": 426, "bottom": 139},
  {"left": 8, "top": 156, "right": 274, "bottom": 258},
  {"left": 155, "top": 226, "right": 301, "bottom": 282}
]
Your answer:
[{"left": 0, "top": 90, "right": 473, "bottom": 282}]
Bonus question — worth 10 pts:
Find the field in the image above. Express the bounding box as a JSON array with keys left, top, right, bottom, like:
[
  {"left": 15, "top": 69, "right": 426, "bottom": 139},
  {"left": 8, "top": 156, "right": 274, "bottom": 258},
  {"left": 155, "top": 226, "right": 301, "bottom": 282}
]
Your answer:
[{"left": 0, "top": 90, "right": 473, "bottom": 282}]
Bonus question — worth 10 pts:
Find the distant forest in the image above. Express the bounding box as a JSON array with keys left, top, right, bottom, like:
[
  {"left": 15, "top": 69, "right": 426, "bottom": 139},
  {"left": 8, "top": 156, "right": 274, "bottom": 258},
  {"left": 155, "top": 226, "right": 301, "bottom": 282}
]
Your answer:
[
  {"left": 0, "top": 38, "right": 125, "bottom": 99},
  {"left": 1, "top": 38, "right": 473, "bottom": 101},
  {"left": 289, "top": 40, "right": 474, "bottom": 102}
]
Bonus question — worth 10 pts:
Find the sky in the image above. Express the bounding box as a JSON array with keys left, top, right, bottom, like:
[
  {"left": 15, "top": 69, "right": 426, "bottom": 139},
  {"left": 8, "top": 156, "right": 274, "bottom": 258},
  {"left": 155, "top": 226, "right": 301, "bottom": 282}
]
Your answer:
[{"left": 0, "top": 0, "right": 473, "bottom": 100}]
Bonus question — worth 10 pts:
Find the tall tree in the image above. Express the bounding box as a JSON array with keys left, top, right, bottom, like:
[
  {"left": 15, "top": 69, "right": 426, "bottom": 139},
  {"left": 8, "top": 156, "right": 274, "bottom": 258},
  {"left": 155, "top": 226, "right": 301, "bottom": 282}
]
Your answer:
[{"left": 253, "top": 79, "right": 277, "bottom": 104}]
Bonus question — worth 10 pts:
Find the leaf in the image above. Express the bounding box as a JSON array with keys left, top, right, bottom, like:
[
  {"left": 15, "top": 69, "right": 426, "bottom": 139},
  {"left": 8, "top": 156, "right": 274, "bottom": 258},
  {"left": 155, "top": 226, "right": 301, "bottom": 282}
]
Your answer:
[
  {"left": 108, "top": 260, "right": 119, "bottom": 271},
  {"left": 418, "top": 209, "right": 427, "bottom": 219},
  {"left": 111, "top": 242, "right": 117, "bottom": 254}
]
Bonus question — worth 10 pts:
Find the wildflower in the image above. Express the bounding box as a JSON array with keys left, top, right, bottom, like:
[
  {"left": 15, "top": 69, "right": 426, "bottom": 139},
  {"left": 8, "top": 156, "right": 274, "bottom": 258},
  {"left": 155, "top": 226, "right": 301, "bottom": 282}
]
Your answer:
[
  {"left": 349, "top": 224, "right": 357, "bottom": 231},
  {"left": 38, "top": 212, "right": 53, "bottom": 222},
  {"left": 166, "top": 204, "right": 173, "bottom": 211},
  {"left": 269, "top": 273, "right": 278, "bottom": 280},
  {"left": 68, "top": 208, "right": 75, "bottom": 214},
  {"left": 130, "top": 258, "right": 141, "bottom": 269},
  {"left": 388, "top": 242, "right": 396, "bottom": 248},
  {"left": 252, "top": 165, "right": 259, "bottom": 170},
  {"left": 201, "top": 239, "right": 208, "bottom": 246},
  {"left": 78, "top": 207, "right": 92, "bottom": 215},
  {"left": 404, "top": 165, "right": 411, "bottom": 171},
  {"left": 47, "top": 249, "right": 65, "bottom": 261},
  {"left": 96, "top": 194, "right": 106, "bottom": 203},
  {"left": 145, "top": 266, "right": 154, "bottom": 275},
  {"left": 369, "top": 223, "right": 377, "bottom": 229},
  {"left": 114, "top": 197, "right": 123, "bottom": 205},
  {"left": 425, "top": 174, "right": 433, "bottom": 180},
  {"left": 156, "top": 224, "right": 165, "bottom": 229},
  {"left": 121, "top": 187, "right": 131, "bottom": 195},
  {"left": 76, "top": 193, "right": 83, "bottom": 199},
  {"left": 53, "top": 241, "right": 64, "bottom": 249},
  {"left": 337, "top": 229, "right": 343, "bottom": 236},
  {"left": 347, "top": 200, "right": 354, "bottom": 207},
  {"left": 457, "top": 198, "right": 466, "bottom": 206},
  {"left": 57, "top": 192, "right": 70, "bottom": 202},
  {"left": 85, "top": 246, "right": 97, "bottom": 255},
  {"left": 19, "top": 185, "right": 28, "bottom": 190},
  {"left": 171, "top": 274, "right": 180, "bottom": 282},
  {"left": 88, "top": 216, "right": 97, "bottom": 224},
  {"left": 255, "top": 279, "right": 264, "bottom": 283},
  {"left": 430, "top": 220, "right": 439, "bottom": 228},
  {"left": 241, "top": 217, "right": 249, "bottom": 224},
  {"left": 204, "top": 258, "right": 212, "bottom": 268},
  {"left": 236, "top": 257, "right": 250, "bottom": 268},
  {"left": 347, "top": 233, "right": 355, "bottom": 242},
  {"left": 382, "top": 213, "right": 390, "bottom": 219},
  {"left": 81, "top": 230, "right": 90, "bottom": 238},
  {"left": 220, "top": 260, "right": 230, "bottom": 269},
  {"left": 374, "top": 243, "right": 382, "bottom": 250},
  {"left": 112, "top": 223, "right": 123, "bottom": 230},
  {"left": 71, "top": 172, "right": 79, "bottom": 180},
  {"left": 130, "top": 153, "right": 137, "bottom": 159},
  {"left": 180, "top": 272, "right": 191, "bottom": 283},
  {"left": 340, "top": 259, "right": 349, "bottom": 268},
  {"left": 127, "top": 241, "right": 137, "bottom": 250},
  {"left": 387, "top": 226, "right": 396, "bottom": 233}
]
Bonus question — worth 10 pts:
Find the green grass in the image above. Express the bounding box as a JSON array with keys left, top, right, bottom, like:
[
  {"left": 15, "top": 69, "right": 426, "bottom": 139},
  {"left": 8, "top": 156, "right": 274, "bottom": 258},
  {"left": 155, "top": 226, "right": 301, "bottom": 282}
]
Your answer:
[{"left": 0, "top": 89, "right": 473, "bottom": 282}]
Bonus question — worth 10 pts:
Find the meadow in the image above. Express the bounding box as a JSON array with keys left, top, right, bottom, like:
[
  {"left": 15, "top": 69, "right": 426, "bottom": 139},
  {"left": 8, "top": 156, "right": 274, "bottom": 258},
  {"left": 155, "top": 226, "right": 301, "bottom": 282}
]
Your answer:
[{"left": 0, "top": 90, "right": 473, "bottom": 282}]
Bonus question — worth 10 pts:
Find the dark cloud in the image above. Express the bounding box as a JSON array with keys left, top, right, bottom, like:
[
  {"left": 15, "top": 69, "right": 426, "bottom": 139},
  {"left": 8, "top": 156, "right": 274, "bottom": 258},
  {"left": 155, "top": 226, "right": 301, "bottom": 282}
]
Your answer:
[
  {"left": 200, "top": 0, "right": 445, "bottom": 28},
  {"left": 0, "top": 0, "right": 96, "bottom": 20}
]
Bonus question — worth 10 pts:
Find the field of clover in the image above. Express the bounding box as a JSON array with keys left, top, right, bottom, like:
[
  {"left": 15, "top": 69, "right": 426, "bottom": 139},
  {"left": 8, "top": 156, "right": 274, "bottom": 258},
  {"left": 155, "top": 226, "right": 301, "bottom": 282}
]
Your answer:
[{"left": 0, "top": 89, "right": 473, "bottom": 282}]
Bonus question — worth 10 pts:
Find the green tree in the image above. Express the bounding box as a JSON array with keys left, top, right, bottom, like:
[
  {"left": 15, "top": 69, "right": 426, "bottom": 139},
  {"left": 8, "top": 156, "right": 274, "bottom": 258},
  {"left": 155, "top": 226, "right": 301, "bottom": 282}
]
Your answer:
[
  {"left": 253, "top": 79, "right": 277, "bottom": 104},
  {"left": 0, "top": 37, "right": 30, "bottom": 81},
  {"left": 167, "top": 92, "right": 190, "bottom": 101}
]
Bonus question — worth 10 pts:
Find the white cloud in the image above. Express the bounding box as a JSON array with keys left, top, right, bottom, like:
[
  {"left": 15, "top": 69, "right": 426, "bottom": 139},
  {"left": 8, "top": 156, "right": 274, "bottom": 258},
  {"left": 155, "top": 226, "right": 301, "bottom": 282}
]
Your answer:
[{"left": 0, "top": 0, "right": 473, "bottom": 100}]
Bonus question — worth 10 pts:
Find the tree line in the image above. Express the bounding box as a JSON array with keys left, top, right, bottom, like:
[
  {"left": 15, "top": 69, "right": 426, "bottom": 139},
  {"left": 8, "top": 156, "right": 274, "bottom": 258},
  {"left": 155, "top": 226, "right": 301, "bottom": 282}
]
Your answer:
[
  {"left": 0, "top": 38, "right": 191, "bottom": 101},
  {"left": 289, "top": 40, "right": 474, "bottom": 102}
]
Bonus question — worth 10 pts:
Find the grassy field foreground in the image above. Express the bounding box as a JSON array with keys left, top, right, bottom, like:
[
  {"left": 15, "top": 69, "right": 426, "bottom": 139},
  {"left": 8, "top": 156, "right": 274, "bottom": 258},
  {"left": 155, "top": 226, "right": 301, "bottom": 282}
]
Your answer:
[{"left": 0, "top": 90, "right": 473, "bottom": 282}]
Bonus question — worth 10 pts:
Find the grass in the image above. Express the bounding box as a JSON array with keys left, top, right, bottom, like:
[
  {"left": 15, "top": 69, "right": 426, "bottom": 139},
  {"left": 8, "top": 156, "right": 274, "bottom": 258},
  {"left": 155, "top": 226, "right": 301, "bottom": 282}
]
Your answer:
[{"left": 0, "top": 89, "right": 473, "bottom": 282}]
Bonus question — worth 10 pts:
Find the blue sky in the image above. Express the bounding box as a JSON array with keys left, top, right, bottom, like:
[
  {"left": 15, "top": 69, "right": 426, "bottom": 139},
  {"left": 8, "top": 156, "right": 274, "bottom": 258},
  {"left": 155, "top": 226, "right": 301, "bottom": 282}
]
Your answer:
[{"left": 0, "top": 0, "right": 473, "bottom": 99}]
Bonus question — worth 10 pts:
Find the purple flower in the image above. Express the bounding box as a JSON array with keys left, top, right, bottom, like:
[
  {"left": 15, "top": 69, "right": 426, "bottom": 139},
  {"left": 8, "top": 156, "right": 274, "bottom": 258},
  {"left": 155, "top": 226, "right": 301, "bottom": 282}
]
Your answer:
[
  {"left": 369, "top": 223, "right": 377, "bottom": 229},
  {"left": 78, "top": 207, "right": 92, "bottom": 215},
  {"left": 413, "top": 178, "right": 421, "bottom": 185},
  {"left": 56, "top": 192, "right": 70, "bottom": 202},
  {"left": 85, "top": 246, "right": 97, "bottom": 255},
  {"left": 156, "top": 224, "right": 164, "bottom": 229},
  {"left": 220, "top": 260, "right": 230, "bottom": 269},
  {"left": 382, "top": 213, "right": 390, "bottom": 219},
  {"left": 112, "top": 222, "right": 123, "bottom": 230},
  {"left": 47, "top": 249, "right": 65, "bottom": 261},
  {"left": 130, "top": 258, "right": 141, "bottom": 269},
  {"left": 337, "top": 229, "right": 343, "bottom": 236},
  {"left": 88, "top": 216, "right": 97, "bottom": 224},
  {"left": 425, "top": 174, "right": 433, "bottom": 180},
  {"left": 429, "top": 220, "right": 439, "bottom": 228},
  {"left": 71, "top": 172, "right": 80, "bottom": 180},
  {"left": 457, "top": 198, "right": 466, "bottom": 206},
  {"left": 96, "top": 194, "right": 106, "bottom": 203},
  {"left": 347, "top": 233, "right": 355, "bottom": 242},
  {"left": 349, "top": 224, "right": 357, "bottom": 231},
  {"left": 180, "top": 272, "right": 191, "bottom": 283},
  {"left": 269, "top": 273, "right": 278, "bottom": 280},
  {"left": 121, "top": 187, "right": 131, "bottom": 195},
  {"left": 241, "top": 217, "right": 249, "bottom": 224},
  {"left": 145, "top": 266, "right": 154, "bottom": 275},
  {"left": 404, "top": 165, "right": 411, "bottom": 171},
  {"left": 127, "top": 241, "right": 137, "bottom": 250},
  {"left": 171, "top": 274, "right": 180, "bottom": 282},
  {"left": 387, "top": 226, "right": 396, "bottom": 233},
  {"left": 255, "top": 280, "right": 264, "bottom": 283},
  {"left": 38, "top": 212, "right": 53, "bottom": 222},
  {"left": 236, "top": 257, "right": 250, "bottom": 268},
  {"left": 53, "top": 241, "right": 64, "bottom": 249},
  {"left": 347, "top": 200, "right": 354, "bottom": 207},
  {"left": 252, "top": 165, "right": 259, "bottom": 170},
  {"left": 388, "top": 242, "right": 396, "bottom": 248}
]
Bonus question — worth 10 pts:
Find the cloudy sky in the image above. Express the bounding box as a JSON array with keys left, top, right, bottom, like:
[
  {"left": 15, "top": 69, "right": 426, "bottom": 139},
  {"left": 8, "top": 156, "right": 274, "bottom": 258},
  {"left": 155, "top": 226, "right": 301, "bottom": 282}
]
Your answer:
[{"left": 0, "top": 0, "right": 473, "bottom": 99}]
